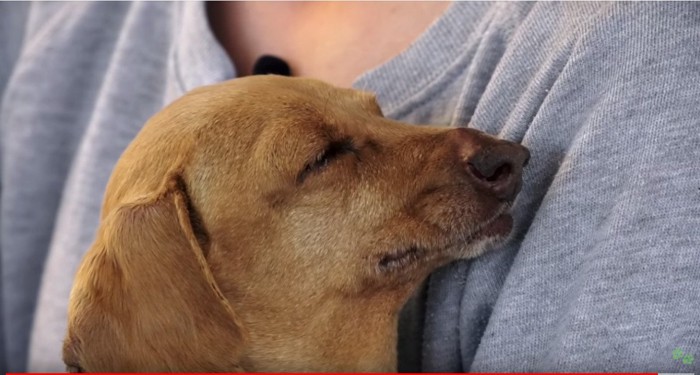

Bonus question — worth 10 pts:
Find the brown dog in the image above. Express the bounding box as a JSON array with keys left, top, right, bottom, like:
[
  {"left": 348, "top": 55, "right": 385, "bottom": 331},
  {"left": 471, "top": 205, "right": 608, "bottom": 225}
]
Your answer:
[{"left": 63, "top": 75, "right": 529, "bottom": 372}]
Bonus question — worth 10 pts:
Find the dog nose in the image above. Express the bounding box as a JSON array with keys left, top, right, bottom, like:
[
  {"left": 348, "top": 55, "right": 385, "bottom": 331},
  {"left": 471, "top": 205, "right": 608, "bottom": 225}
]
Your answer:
[{"left": 452, "top": 128, "right": 530, "bottom": 201}]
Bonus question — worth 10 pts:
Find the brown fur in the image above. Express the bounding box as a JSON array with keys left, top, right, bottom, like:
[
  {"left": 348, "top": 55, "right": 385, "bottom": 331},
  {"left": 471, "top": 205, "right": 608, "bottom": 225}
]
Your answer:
[{"left": 64, "top": 76, "right": 528, "bottom": 372}]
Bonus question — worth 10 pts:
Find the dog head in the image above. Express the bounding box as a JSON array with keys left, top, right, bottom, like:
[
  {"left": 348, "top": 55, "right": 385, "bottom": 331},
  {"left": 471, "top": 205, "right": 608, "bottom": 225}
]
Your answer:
[{"left": 64, "top": 76, "right": 529, "bottom": 372}]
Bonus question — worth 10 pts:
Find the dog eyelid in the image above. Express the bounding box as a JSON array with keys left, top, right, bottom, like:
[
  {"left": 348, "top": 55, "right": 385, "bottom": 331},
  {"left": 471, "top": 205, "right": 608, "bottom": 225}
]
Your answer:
[{"left": 297, "top": 138, "right": 357, "bottom": 183}]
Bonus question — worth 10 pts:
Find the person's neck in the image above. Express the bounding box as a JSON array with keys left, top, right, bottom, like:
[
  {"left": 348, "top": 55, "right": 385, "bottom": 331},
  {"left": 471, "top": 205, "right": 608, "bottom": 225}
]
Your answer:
[{"left": 207, "top": 1, "right": 452, "bottom": 87}]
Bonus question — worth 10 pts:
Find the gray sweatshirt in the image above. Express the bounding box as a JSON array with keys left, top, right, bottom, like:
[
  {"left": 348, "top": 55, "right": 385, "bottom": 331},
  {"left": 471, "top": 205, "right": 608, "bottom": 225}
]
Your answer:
[{"left": 1, "top": 1, "right": 699, "bottom": 372}]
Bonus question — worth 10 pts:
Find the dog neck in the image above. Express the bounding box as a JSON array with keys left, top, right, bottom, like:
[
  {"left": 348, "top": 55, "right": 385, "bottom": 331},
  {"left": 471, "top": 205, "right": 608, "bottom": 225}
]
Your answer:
[{"left": 234, "top": 293, "right": 405, "bottom": 372}]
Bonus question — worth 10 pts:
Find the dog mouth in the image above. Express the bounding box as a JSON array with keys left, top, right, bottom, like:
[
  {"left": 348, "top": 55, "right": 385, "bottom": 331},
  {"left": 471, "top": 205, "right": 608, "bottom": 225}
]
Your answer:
[
  {"left": 466, "top": 208, "right": 514, "bottom": 240},
  {"left": 377, "top": 246, "right": 425, "bottom": 273},
  {"left": 377, "top": 205, "right": 514, "bottom": 273}
]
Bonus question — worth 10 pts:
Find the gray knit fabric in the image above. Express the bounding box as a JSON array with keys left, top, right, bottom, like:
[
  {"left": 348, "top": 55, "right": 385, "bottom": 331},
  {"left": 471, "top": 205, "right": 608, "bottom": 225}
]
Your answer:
[{"left": 1, "top": 2, "right": 698, "bottom": 372}]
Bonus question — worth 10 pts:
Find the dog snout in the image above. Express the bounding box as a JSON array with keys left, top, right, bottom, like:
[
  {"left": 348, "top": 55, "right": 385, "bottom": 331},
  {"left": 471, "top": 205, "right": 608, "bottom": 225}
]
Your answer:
[{"left": 452, "top": 128, "right": 530, "bottom": 201}]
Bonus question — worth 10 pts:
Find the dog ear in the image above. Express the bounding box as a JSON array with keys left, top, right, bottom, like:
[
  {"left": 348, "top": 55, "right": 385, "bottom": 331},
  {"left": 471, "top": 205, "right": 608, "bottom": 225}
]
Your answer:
[{"left": 64, "top": 171, "right": 246, "bottom": 372}]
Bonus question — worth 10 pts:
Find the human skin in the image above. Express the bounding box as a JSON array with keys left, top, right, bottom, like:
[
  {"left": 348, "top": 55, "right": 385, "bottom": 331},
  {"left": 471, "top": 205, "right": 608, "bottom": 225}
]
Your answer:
[{"left": 207, "top": 1, "right": 452, "bottom": 87}]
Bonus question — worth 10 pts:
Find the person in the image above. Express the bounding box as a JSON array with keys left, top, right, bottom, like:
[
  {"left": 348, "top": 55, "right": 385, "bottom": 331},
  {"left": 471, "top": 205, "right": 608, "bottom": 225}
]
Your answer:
[{"left": 1, "top": 1, "right": 699, "bottom": 372}]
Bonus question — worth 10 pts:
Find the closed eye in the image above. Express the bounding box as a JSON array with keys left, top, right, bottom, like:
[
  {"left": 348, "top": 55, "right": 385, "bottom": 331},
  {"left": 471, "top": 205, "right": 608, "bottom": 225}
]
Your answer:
[{"left": 297, "top": 138, "right": 356, "bottom": 183}]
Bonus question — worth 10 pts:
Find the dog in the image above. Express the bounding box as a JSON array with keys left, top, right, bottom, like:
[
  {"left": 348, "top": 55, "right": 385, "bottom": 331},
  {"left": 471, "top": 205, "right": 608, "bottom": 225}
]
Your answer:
[{"left": 63, "top": 75, "right": 529, "bottom": 372}]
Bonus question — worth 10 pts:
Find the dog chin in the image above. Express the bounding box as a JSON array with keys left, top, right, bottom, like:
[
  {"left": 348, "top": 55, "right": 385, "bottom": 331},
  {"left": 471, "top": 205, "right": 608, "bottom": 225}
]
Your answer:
[
  {"left": 458, "top": 235, "right": 506, "bottom": 259},
  {"left": 455, "top": 213, "right": 514, "bottom": 259}
]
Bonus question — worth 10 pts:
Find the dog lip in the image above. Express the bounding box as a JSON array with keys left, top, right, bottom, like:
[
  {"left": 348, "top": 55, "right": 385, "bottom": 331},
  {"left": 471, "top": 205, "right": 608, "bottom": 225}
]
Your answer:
[
  {"left": 464, "top": 204, "right": 514, "bottom": 241},
  {"left": 377, "top": 205, "right": 515, "bottom": 274},
  {"left": 476, "top": 212, "right": 513, "bottom": 238},
  {"left": 377, "top": 246, "right": 425, "bottom": 273}
]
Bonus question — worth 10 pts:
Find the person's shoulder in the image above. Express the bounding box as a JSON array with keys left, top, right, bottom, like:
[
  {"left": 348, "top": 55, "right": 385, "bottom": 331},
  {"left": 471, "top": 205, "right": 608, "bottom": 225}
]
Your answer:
[
  {"left": 26, "top": 2, "right": 179, "bottom": 32},
  {"left": 1, "top": 1, "right": 185, "bottom": 73},
  {"left": 567, "top": 3, "right": 698, "bottom": 50},
  {"left": 481, "top": 2, "right": 698, "bottom": 44},
  {"left": 584, "top": 2, "right": 697, "bottom": 27}
]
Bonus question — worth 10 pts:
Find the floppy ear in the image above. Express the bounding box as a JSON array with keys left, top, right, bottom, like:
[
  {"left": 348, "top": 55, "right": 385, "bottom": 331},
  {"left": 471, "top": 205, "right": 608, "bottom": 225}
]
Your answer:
[{"left": 64, "top": 171, "right": 246, "bottom": 372}]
